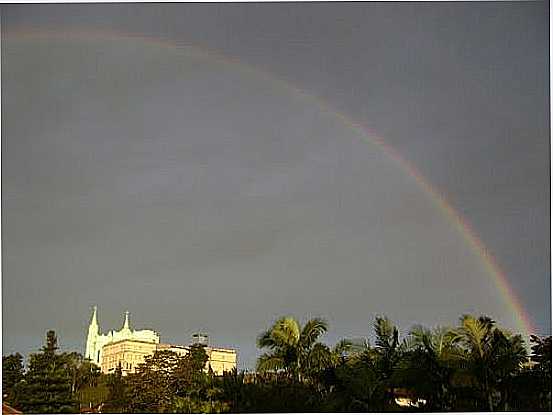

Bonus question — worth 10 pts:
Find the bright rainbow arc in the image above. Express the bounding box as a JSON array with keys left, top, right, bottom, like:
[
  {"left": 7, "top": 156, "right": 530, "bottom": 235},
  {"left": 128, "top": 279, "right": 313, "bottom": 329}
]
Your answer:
[{"left": 6, "top": 28, "right": 537, "bottom": 337}]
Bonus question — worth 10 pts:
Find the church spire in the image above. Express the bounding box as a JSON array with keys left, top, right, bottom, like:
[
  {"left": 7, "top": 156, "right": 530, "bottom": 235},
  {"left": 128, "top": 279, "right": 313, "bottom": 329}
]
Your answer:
[
  {"left": 89, "top": 305, "right": 98, "bottom": 330},
  {"left": 123, "top": 310, "right": 130, "bottom": 331},
  {"left": 85, "top": 306, "right": 100, "bottom": 362}
]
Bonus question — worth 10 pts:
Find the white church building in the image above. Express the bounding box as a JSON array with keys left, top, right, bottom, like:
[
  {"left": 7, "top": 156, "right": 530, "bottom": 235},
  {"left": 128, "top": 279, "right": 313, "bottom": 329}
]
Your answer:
[{"left": 85, "top": 306, "right": 160, "bottom": 366}]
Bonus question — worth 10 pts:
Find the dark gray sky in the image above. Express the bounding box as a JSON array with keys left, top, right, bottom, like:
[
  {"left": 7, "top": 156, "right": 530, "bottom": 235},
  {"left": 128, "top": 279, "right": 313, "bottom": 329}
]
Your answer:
[{"left": 2, "top": 3, "right": 549, "bottom": 369}]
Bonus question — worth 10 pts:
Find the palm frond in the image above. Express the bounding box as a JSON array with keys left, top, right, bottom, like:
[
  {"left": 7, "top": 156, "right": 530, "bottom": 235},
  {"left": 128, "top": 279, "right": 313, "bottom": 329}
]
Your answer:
[
  {"left": 374, "top": 315, "right": 399, "bottom": 352},
  {"left": 307, "top": 343, "right": 333, "bottom": 371},
  {"left": 272, "top": 317, "right": 301, "bottom": 346},
  {"left": 257, "top": 329, "right": 276, "bottom": 349},
  {"left": 407, "top": 325, "right": 430, "bottom": 351},
  {"left": 455, "top": 315, "right": 493, "bottom": 359},
  {"left": 300, "top": 318, "right": 328, "bottom": 349},
  {"left": 256, "top": 353, "right": 286, "bottom": 373}
]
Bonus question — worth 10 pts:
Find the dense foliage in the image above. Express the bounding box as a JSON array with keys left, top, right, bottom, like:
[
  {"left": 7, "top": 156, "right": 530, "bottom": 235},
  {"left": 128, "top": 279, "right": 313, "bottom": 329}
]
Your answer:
[
  {"left": 2, "top": 315, "right": 551, "bottom": 413},
  {"left": 10, "top": 331, "right": 80, "bottom": 413},
  {"left": 2, "top": 352, "right": 24, "bottom": 403}
]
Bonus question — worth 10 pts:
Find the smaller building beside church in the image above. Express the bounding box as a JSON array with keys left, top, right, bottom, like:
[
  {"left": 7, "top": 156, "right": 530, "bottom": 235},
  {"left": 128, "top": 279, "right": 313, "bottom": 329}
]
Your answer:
[{"left": 157, "top": 341, "right": 237, "bottom": 376}]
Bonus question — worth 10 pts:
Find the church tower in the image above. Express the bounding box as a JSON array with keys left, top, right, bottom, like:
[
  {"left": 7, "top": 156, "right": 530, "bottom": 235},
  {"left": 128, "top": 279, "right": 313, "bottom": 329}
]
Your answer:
[{"left": 85, "top": 306, "right": 100, "bottom": 363}]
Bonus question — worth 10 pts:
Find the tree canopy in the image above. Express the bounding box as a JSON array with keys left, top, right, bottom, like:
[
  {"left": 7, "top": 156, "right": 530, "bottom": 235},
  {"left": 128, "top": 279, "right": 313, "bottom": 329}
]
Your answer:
[{"left": 4, "top": 315, "right": 551, "bottom": 413}]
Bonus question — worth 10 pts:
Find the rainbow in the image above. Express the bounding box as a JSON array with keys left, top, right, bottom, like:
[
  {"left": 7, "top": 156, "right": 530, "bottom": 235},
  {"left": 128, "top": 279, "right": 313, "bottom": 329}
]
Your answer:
[{"left": 6, "top": 28, "right": 537, "bottom": 336}]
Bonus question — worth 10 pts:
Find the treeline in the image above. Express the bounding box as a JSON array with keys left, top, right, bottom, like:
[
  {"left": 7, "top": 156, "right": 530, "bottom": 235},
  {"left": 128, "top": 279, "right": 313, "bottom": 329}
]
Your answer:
[{"left": 2, "top": 314, "right": 551, "bottom": 413}]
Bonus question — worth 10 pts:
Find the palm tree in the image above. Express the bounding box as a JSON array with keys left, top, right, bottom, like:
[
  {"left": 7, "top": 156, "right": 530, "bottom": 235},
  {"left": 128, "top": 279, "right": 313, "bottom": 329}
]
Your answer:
[
  {"left": 494, "top": 331, "right": 527, "bottom": 410},
  {"left": 450, "top": 315, "right": 527, "bottom": 411},
  {"left": 400, "top": 325, "right": 459, "bottom": 410},
  {"left": 530, "top": 334, "right": 552, "bottom": 407},
  {"left": 334, "top": 316, "right": 404, "bottom": 411},
  {"left": 450, "top": 315, "right": 496, "bottom": 410},
  {"left": 511, "top": 335, "right": 551, "bottom": 411},
  {"left": 256, "top": 316, "right": 328, "bottom": 382},
  {"left": 373, "top": 316, "right": 401, "bottom": 373},
  {"left": 371, "top": 316, "right": 405, "bottom": 408}
]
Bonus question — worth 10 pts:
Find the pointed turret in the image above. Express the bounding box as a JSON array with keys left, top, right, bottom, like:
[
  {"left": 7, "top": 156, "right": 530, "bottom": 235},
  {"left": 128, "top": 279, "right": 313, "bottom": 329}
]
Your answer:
[
  {"left": 90, "top": 305, "right": 98, "bottom": 328},
  {"left": 85, "top": 306, "right": 100, "bottom": 363},
  {"left": 122, "top": 310, "right": 130, "bottom": 331}
]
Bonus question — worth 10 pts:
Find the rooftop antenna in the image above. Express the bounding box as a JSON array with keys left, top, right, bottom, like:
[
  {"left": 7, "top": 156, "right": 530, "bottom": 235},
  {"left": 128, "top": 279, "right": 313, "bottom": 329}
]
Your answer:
[{"left": 192, "top": 331, "right": 209, "bottom": 346}]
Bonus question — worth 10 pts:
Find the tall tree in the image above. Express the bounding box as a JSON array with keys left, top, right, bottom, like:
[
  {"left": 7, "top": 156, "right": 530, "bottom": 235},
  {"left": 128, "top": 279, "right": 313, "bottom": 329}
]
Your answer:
[
  {"left": 173, "top": 344, "right": 209, "bottom": 395},
  {"left": 489, "top": 330, "right": 527, "bottom": 410},
  {"left": 313, "top": 318, "right": 404, "bottom": 412},
  {"left": 126, "top": 350, "right": 180, "bottom": 413},
  {"left": 59, "top": 352, "right": 102, "bottom": 411},
  {"left": 103, "top": 363, "right": 130, "bottom": 413},
  {"left": 399, "top": 325, "right": 459, "bottom": 410},
  {"left": 371, "top": 316, "right": 405, "bottom": 408},
  {"left": 327, "top": 351, "right": 384, "bottom": 411},
  {"left": 530, "top": 335, "right": 551, "bottom": 410},
  {"left": 530, "top": 334, "right": 552, "bottom": 375},
  {"left": 450, "top": 315, "right": 528, "bottom": 411},
  {"left": 450, "top": 315, "right": 497, "bottom": 410},
  {"left": 511, "top": 335, "right": 552, "bottom": 411},
  {"left": 256, "top": 316, "right": 328, "bottom": 383},
  {"left": 173, "top": 344, "right": 229, "bottom": 413},
  {"left": 124, "top": 346, "right": 223, "bottom": 413},
  {"left": 16, "top": 330, "right": 78, "bottom": 413},
  {"left": 372, "top": 316, "right": 402, "bottom": 378}
]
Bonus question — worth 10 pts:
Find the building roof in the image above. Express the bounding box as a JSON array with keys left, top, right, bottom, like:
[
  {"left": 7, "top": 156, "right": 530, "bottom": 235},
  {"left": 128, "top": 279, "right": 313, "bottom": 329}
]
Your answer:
[
  {"left": 159, "top": 343, "right": 236, "bottom": 353},
  {"left": 104, "top": 338, "right": 159, "bottom": 347}
]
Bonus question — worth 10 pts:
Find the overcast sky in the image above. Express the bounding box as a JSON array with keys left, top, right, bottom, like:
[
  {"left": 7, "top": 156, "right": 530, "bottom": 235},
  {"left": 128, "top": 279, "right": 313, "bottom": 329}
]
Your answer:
[{"left": 2, "top": 3, "right": 549, "bottom": 369}]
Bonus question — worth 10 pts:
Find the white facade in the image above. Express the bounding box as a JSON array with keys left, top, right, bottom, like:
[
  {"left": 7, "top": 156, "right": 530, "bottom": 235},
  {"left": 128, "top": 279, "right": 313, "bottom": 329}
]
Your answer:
[{"left": 85, "top": 306, "right": 160, "bottom": 366}]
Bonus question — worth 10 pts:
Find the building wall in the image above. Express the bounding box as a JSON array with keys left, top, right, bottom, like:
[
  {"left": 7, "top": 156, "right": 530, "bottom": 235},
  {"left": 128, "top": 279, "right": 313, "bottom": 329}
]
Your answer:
[
  {"left": 100, "top": 340, "right": 237, "bottom": 376},
  {"left": 206, "top": 347, "right": 237, "bottom": 375},
  {"left": 157, "top": 343, "right": 237, "bottom": 375},
  {"left": 100, "top": 339, "right": 158, "bottom": 375},
  {"left": 90, "top": 327, "right": 159, "bottom": 366}
]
